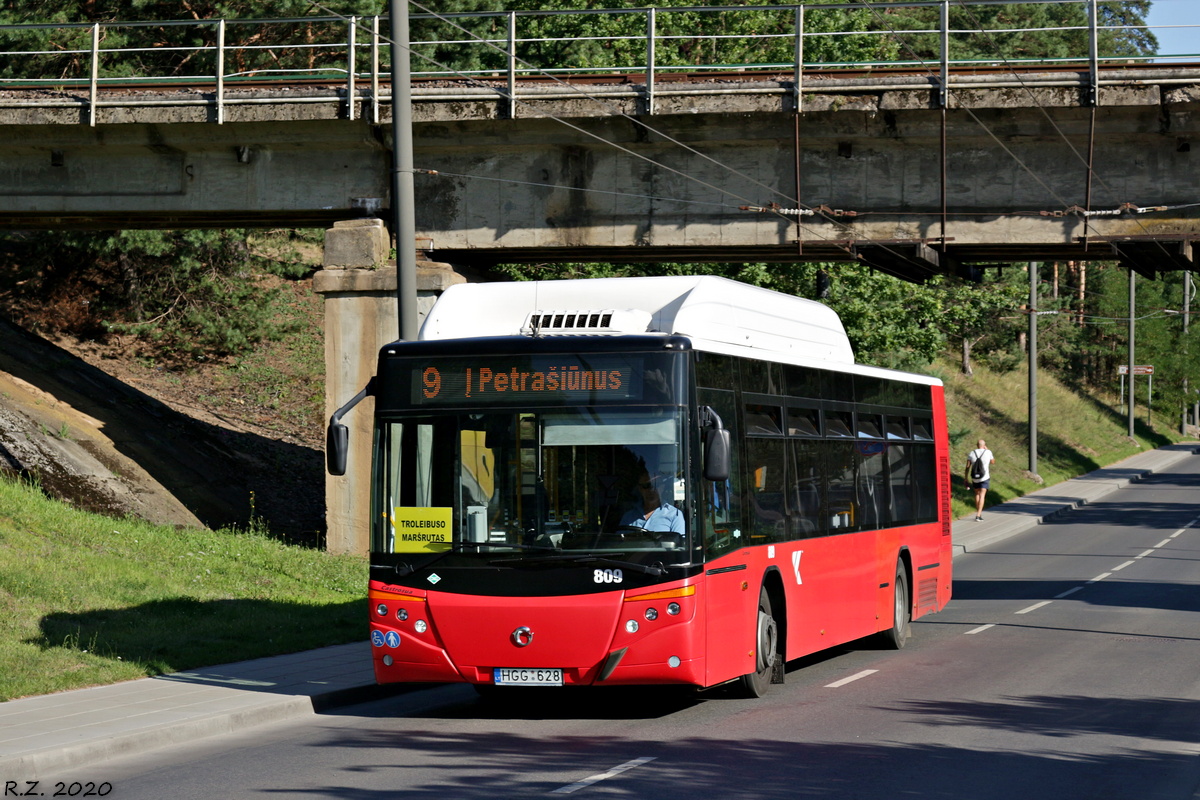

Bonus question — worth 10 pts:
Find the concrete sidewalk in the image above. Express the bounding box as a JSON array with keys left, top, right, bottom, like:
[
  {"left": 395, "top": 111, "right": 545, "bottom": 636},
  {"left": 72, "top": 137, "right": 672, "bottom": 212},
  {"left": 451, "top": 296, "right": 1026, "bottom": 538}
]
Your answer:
[
  {"left": 3, "top": 443, "right": 1197, "bottom": 780},
  {"left": 951, "top": 442, "right": 1199, "bottom": 556},
  {"left": 0, "top": 642, "right": 394, "bottom": 780}
]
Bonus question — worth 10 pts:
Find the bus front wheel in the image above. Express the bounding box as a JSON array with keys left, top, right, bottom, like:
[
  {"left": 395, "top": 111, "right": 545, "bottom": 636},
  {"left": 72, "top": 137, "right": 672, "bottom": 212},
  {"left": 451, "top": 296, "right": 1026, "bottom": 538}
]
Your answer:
[{"left": 739, "top": 586, "right": 778, "bottom": 698}]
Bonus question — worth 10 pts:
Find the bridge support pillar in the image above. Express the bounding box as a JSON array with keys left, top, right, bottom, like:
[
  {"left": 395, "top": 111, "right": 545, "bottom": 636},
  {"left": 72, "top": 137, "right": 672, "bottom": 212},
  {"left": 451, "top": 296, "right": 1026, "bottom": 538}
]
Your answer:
[{"left": 314, "top": 218, "right": 470, "bottom": 553}]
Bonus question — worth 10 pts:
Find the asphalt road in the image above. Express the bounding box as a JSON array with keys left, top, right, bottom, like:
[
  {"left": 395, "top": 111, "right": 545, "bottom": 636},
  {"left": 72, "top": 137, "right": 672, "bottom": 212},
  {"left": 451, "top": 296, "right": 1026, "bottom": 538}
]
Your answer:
[{"left": 41, "top": 465, "right": 1200, "bottom": 800}]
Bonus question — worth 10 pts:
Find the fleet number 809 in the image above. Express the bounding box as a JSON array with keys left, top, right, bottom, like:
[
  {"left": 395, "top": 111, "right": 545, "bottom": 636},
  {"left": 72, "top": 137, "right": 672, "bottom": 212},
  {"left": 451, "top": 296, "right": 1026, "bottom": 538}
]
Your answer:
[{"left": 594, "top": 568, "right": 623, "bottom": 584}]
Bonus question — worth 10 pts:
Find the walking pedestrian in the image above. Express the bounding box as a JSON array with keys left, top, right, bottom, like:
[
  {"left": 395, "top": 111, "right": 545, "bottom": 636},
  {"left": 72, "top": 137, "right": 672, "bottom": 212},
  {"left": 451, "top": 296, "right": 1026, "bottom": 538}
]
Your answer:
[{"left": 966, "top": 439, "right": 995, "bottom": 521}]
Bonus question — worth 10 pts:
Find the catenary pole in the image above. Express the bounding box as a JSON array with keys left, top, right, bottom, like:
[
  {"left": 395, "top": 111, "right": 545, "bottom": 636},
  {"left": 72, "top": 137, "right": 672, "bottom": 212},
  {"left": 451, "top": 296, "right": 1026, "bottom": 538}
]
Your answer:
[
  {"left": 1184, "top": 271, "right": 1192, "bottom": 435},
  {"left": 390, "top": 0, "right": 419, "bottom": 341},
  {"left": 1128, "top": 269, "right": 1135, "bottom": 438},
  {"left": 1029, "top": 262, "right": 1038, "bottom": 477}
]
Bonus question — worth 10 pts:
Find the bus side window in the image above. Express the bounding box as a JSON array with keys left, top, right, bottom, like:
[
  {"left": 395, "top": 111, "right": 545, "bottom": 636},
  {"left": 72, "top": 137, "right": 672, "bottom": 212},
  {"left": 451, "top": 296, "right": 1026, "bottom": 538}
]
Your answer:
[
  {"left": 789, "top": 439, "right": 823, "bottom": 537},
  {"left": 747, "top": 439, "right": 788, "bottom": 544}
]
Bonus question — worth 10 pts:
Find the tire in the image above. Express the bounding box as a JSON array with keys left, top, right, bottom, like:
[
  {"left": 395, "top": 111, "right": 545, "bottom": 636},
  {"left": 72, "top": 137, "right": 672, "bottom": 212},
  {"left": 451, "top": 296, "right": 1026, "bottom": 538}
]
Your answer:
[
  {"left": 739, "top": 586, "right": 778, "bottom": 698},
  {"left": 880, "top": 562, "right": 910, "bottom": 650}
]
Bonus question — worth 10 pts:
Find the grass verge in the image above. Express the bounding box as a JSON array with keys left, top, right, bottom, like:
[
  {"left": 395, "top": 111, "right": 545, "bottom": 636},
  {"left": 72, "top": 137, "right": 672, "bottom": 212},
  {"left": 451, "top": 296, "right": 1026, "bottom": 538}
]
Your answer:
[
  {"left": 939, "top": 357, "right": 1187, "bottom": 519},
  {"left": 0, "top": 473, "right": 365, "bottom": 701}
]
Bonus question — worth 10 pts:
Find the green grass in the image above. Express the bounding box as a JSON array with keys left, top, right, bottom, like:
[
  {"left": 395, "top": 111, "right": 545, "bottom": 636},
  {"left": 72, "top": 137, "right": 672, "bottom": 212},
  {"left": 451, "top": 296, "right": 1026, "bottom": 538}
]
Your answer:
[
  {"left": 0, "top": 474, "right": 366, "bottom": 701},
  {"left": 940, "top": 357, "right": 1188, "bottom": 520}
]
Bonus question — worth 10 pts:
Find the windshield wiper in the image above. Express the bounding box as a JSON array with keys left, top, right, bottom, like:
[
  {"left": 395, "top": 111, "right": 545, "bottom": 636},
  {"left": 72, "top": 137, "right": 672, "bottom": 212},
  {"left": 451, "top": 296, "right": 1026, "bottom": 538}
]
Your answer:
[
  {"left": 465, "top": 542, "right": 558, "bottom": 552},
  {"left": 371, "top": 541, "right": 558, "bottom": 577},
  {"left": 488, "top": 552, "right": 666, "bottom": 576}
]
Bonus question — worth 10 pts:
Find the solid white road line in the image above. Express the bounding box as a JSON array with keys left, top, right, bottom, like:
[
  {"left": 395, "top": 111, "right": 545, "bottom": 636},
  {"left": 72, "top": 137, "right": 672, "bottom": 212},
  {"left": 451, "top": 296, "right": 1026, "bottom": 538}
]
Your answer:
[{"left": 551, "top": 757, "right": 658, "bottom": 794}]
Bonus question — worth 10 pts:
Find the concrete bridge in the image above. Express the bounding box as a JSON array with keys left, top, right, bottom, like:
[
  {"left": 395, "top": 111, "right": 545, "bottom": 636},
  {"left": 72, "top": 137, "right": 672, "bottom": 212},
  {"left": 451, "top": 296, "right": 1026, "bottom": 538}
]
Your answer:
[
  {"left": 3, "top": 67, "right": 1200, "bottom": 279},
  {"left": 5, "top": 51, "right": 1200, "bottom": 551}
]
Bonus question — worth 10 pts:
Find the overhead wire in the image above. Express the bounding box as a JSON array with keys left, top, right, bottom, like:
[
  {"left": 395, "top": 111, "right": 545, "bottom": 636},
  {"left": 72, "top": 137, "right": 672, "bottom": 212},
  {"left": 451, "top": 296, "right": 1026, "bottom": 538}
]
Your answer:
[
  {"left": 852, "top": 0, "right": 1197, "bottom": 285},
  {"left": 946, "top": 0, "right": 1187, "bottom": 266},
  {"left": 313, "top": 0, "right": 956, "bottom": 274},
  {"left": 399, "top": 0, "right": 968, "bottom": 276},
  {"left": 853, "top": 0, "right": 1079, "bottom": 212},
  {"left": 313, "top": 0, "right": 1184, "bottom": 280},
  {"left": 331, "top": 1, "right": 824, "bottom": 236}
]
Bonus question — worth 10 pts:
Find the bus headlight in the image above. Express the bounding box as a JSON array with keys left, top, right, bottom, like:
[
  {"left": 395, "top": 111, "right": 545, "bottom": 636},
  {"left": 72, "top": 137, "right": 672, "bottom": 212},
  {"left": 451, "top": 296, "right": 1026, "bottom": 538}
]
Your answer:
[
  {"left": 414, "top": 620, "right": 428, "bottom": 634},
  {"left": 625, "top": 619, "right": 639, "bottom": 633},
  {"left": 397, "top": 608, "right": 408, "bottom": 621},
  {"left": 667, "top": 602, "right": 681, "bottom": 616},
  {"left": 644, "top": 607, "right": 658, "bottom": 621},
  {"left": 376, "top": 604, "right": 388, "bottom": 616}
]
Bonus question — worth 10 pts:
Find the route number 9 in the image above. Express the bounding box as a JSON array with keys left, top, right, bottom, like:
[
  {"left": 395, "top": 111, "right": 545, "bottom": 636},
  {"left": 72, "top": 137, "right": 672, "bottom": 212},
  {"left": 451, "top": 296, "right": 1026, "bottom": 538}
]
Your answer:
[{"left": 422, "top": 367, "right": 441, "bottom": 398}]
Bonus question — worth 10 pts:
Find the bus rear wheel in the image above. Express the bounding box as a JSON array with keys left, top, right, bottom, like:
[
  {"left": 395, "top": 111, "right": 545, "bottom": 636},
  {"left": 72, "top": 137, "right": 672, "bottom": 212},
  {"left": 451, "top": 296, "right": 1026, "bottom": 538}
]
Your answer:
[
  {"left": 739, "top": 586, "right": 778, "bottom": 698},
  {"left": 879, "top": 562, "right": 910, "bottom": 650}
]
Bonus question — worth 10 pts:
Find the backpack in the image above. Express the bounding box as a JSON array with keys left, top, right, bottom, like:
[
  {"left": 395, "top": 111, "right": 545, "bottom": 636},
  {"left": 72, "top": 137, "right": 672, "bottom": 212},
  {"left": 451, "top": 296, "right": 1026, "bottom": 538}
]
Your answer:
[{"left": 969, "top": 451, "right": 986, "bottom": 481}]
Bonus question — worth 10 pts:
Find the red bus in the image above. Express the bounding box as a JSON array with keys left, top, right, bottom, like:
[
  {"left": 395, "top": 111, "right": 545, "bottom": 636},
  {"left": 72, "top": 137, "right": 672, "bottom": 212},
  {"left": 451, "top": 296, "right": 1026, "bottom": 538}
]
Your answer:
[{"left": 327, "top": 276, "right": 951, "bottom": 697}]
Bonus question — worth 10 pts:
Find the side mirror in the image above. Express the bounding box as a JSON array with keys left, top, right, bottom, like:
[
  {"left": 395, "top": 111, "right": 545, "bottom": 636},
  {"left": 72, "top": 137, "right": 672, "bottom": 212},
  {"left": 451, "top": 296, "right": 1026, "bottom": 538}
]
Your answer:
[
  {"left": 325, "top": 378, "right": 375, "bottom": 476},
  {"left": 327, "top": 422, "right": 349, "bottom": 476},
  {"left": 704, "top": 427, "right": 731, "bottom": 482},
  {"left": 700, "top": 405, "right": 731, "bottom": 482}
]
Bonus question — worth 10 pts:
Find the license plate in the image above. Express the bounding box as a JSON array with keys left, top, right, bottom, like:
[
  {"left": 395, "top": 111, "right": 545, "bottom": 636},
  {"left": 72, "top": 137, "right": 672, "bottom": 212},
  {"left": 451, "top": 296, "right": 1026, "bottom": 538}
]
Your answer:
[{"left": 493, "top": 668, "right": 563, "bottom": 686}]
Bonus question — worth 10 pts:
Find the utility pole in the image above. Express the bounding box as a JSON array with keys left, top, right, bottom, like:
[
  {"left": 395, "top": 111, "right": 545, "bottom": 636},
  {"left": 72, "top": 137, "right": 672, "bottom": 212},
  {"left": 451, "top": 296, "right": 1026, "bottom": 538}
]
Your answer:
[
  {"left": 1029, "top": 262, "right": 1039, "bottom": 477},
  {"left": 1185, "top": 271, "right": 1192, "bottom": 435},
  {"left": 390, "top": 0, "right": 419, "bottom": 341},
  {"left": 1128, "top": 269, "right": 1136, "bottom": 439}
]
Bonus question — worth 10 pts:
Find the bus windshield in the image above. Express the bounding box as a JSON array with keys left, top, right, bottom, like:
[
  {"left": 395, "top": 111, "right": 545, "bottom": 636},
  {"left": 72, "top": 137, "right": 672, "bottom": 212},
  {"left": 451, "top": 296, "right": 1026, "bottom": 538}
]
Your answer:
[{"left": 372, "top": 407, "right": 690, "bottom": 560}]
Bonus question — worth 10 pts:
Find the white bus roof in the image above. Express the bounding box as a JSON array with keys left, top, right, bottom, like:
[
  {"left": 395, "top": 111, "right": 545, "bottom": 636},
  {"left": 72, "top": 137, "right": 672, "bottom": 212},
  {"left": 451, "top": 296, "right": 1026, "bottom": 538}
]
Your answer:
[{"left": 418, "top": 276, "right": 939, "bottom": 386}]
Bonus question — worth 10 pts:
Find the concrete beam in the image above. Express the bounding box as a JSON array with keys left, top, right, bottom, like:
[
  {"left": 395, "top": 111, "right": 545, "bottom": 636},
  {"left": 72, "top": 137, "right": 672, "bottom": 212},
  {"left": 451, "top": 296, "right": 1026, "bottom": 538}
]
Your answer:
[
  {"left": 2, "top": 72, "right": 1200, "bottom": 272},
  {"left": 0, "top": 120, "right": 388, "bottom": 228}
]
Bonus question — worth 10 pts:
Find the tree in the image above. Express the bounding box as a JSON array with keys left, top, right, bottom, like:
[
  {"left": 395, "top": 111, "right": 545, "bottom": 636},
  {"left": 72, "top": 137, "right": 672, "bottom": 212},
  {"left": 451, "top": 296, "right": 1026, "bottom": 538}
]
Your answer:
[
  {"left": 864, "top": 1, "right": 1154, "bottom": 66},
  {"left": 929, "top": 267, "right": 1027, "bottom": 375},
  {"left": 2, "top": 228, "right": 303, "bottom": 362},
  {"left": 0, "top": 0, "right": 387, "bottom": 81}
]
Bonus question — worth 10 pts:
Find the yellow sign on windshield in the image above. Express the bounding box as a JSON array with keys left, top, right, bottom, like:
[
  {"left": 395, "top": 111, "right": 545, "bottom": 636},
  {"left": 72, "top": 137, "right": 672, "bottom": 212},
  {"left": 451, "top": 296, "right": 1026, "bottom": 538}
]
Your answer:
[{"left": 390, "top": 506, "right": 453, "bottom": 552}]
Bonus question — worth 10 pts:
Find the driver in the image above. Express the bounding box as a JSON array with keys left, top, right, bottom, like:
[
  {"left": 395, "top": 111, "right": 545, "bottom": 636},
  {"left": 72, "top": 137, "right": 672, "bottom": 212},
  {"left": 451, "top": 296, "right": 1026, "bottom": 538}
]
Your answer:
[{"left": 620, "top": 471, "right": 685, "bottom": 534}]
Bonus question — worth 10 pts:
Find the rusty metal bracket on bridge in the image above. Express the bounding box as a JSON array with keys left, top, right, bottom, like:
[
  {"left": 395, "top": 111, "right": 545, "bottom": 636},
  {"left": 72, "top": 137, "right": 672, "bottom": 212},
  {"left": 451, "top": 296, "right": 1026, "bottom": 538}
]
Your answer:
[{"left": 740, "top": 203, "right": 858, "bottom": 218}]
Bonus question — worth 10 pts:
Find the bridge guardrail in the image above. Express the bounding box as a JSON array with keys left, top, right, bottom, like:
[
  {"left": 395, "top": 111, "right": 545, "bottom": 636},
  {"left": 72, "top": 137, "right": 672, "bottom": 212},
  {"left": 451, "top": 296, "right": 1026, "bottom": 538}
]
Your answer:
[{"left": 0, "top": 0, "right": 1191, "bottom": 125}]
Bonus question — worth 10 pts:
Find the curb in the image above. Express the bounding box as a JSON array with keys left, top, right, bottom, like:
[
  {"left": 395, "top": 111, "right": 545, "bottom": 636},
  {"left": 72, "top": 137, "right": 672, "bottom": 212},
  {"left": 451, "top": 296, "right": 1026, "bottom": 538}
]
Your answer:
[
  {"left": 4, "top": 695, "right": 314, "bottom": 779},
  {"left": 1, "top": 680, "right": 415, "bottom": 780}
]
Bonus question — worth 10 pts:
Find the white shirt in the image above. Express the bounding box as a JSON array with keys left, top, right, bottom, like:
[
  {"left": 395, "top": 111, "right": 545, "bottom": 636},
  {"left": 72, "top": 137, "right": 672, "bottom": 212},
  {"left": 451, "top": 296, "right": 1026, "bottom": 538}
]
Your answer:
[
  {"left": 621, "top": 502, "right": 686, "bottom": 534},
  {"left": 967, "top": 448, "right": 994, "bottom": 483}
]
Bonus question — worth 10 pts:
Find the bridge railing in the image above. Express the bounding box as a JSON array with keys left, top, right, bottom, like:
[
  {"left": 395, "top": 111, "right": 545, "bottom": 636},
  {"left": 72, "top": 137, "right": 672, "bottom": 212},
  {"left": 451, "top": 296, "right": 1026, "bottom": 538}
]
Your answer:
[{"left": 0, "top": 0, "right": 1190, "bottom": 125}]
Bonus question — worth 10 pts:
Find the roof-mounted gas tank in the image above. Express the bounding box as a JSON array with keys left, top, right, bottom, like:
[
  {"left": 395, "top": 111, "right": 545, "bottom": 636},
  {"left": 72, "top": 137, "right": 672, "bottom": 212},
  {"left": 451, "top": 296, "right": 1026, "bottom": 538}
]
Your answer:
[{"left": 418, "top": 275, "right": 854, "bottom": 365}]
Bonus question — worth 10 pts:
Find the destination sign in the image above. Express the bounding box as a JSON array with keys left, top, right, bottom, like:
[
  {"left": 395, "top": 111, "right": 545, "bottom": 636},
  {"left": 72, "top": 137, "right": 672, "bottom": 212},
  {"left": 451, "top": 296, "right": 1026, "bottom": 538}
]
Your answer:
[{"left": 410, "top": 356, "right": 645, "bottom": 406}]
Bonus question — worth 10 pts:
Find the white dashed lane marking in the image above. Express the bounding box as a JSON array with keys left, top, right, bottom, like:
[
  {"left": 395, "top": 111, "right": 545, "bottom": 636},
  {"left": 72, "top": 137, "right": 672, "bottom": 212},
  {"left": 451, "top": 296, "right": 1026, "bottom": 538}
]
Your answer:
[
  {"left": 963, "top": 517, "right": 1198, "bottom": 635},
  {"left": 825, "top": 670, "right": 878, "bottom": 688},
  {"left": 1015, "top": 601, "right": 1052, "bottom": 615},
  {"left": 551, "top": 757, "right": 657, "bottom": 794}
]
